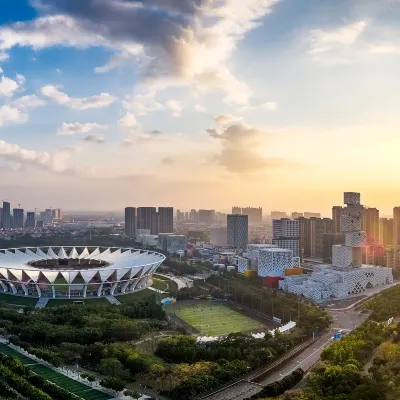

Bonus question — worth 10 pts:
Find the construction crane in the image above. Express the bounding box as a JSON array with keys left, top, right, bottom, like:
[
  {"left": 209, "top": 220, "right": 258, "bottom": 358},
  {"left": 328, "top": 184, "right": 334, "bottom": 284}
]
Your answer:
[{"left": 18, "top": 203, "right": 21, "bottom": 209}]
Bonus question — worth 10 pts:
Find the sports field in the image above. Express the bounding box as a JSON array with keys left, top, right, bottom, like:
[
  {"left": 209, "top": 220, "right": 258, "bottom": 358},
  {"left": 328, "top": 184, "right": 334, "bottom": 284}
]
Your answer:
[{"left": 172, "top": 303, "right": 263, "bottom": 336}]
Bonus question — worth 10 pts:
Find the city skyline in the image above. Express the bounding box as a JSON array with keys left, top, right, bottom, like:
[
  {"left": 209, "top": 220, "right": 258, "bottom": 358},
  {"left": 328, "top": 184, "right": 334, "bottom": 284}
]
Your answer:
[{"left": 0, "top": 2, "right": 400, "bottom": 211}]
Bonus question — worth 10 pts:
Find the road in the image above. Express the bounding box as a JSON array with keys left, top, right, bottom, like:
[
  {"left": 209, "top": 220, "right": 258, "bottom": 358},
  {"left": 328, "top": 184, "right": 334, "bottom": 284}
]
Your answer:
[{"left": 259, "top": 309, "right": 369, "bottom": 385}]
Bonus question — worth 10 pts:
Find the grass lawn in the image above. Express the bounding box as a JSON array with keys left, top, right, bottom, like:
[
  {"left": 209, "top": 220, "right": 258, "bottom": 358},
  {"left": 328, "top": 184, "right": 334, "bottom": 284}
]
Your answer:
[
  {"left": 0, "top": 293, "right": 38, "bottom": 306},
  {"left": 116, "top": 288, "right": 155, "bottom": 304},
  {"left": 46, "top": 297, "right": 110, "bottom": 307},
  {"left": 0, "top": 344, "right": 112, "bottom": 400},
  {"left": 151, "top": 278, "right": 169, "bottom": 291},
  {"left": 153, "top": 274, "right": 179, "bottom": 293},
  {"left": 171, "top": 303, "right": 263, "bottom": 336}
]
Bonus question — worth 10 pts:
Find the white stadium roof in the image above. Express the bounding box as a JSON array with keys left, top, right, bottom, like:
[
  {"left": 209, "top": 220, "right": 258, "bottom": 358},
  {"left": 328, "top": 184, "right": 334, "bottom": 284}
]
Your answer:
[{"left": 0, "top": 246, "right": 165, "bottom": 284}]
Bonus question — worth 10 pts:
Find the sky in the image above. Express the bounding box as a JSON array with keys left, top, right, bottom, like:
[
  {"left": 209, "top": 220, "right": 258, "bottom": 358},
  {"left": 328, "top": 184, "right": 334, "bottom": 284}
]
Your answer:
[{"left": 0, "top": 0, "right": 400, "bottom": 215}]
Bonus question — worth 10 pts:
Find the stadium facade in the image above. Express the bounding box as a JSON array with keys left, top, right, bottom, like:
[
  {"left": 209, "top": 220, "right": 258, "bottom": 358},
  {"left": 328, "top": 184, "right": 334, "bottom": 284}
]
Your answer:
[{"left": 0, "top": 246, "right": 165, "bottom": 298}]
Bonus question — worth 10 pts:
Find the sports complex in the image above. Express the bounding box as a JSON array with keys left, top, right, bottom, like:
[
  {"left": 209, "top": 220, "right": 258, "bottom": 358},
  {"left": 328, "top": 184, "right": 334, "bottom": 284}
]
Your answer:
[{"left": 0, "top": 246, "right": 165, "bottom": 298}]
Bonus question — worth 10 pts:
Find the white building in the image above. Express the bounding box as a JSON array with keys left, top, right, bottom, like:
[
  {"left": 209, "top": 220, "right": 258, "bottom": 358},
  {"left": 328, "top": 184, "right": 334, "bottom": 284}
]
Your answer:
[
  {"left": 280, "top": 193, "right": 394, "bottom": 301},
  {"left": 210, "top": 227, "right": 227, "bottom": 246},
  {"left": 227, "top": 214, "right": 248, "bottom": 249},
  {"left": 247, "top": 244, "right": 278, "bottom": 267},
  {"left": 272, "top": 219, "right": 299, "bottom": 239},
  {"left": 258, "top": 248, "right": 294, "bottom": 278},
  {"left": 272, "top": 238, "right": 299, "bottom": 258}
]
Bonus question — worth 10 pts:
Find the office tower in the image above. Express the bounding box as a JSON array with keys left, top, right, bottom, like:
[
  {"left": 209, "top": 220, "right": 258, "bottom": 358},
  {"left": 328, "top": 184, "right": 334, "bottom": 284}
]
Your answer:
[
  {"left": 198, "top": 209, "right": 214, "bottom": 224},
  {"left": 215, "top": 212, "right": 227, "bottom": 222},
  {"left": 272, "top": 219, "right": 300, "bottom": 257},
  {"left": 304, "top": 212, "right": 321, "bottom": 219},
  {"left": 241, "top": 207, "right": 262, "bottom": 225},
  {"left": 189, "top": 209, "right": 198, "bottom": 222},
  {"left": 232, "top": 206, "right": 241, "bottom": 215},
  {"left": 124, "top": 207, "right": 136, "bottom": 238},
  {"left": 210, "top": 227, "right": 228, "bottom": 246},
  {"left": 137, "top": 207, "right": 158, "bottom": 234},
  {"left": 292, "top": 212, "right": 303, "bottom": 219},
  {"left": 379, "top": 218, "right": 393, "bottom": 246},
  {"left": 363, "top": 207, "right": 379, "bottom": 244},
  {"left": 184, "top": 212, "right": 189, "bottom": 221},
  {"left": 176, "top": 210, "right": 184, "bottom": 222},
  {"left": 26, "top": 212, "right": 36, "bottom": 228},
  {"left": 394, "top": 207, "right": 400, "bottom": 246},
  {"left": 45, "top": 208, "right": 52, "bottom": 222},
  {"left": 40, "top": 211, "right": 46, "bottom": 222},
  {"left": 12, "top": 208, "right": 24, "bottom": 228},
  {"left": 158, "top": 207, "right": 174, "bottom": 233},
  {"left": 51, "top": 208, "right": 62, "bottom": 220},
  {"left": 227, "top": 214, "right": 248, "bottom": 249},
  {"left": 2, "top": 201, "right": 11, "bottom": 229},
  {"left": 323, "top": 233, "right": 345, "bottom": 263},
  {"left": 332, "top": 206, "right": 343, "bottom": 234},
  {"left": 271, "top": 211, "right": 287, "bottom": 219},
  {"left": 298, "top": 217, "right": 311, "bottom": 259},
  {"left": 310, "top": 217, "right": 333, "bottom": 258}
]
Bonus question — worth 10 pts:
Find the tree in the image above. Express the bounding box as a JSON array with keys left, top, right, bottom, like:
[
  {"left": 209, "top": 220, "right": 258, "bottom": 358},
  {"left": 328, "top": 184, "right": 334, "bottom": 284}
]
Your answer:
[{"left": 100, "top": 376, "right": 125, "bottom": 392}]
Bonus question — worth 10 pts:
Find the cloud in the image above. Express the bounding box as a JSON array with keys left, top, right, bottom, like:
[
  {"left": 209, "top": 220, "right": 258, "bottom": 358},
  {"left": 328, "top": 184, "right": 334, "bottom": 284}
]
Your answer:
[
  {"left": 161, "top": 157, "right": 175, "bottom": 165},
  {"left": 16, "top": 74, "right": 25, "bottom": 85},
  {"left": 207, "top": 122, "right": 297, "bottom": 174},
  {"left": 0, "top": 0, "right": 281, "bottom": 104},
  {"left": 213, "top": 114, "right": 243, "bottom": 126},
  {"left": 123, "top": 91, "right": 164, "bottom": 116},
  {"left": 308, "top": 21, "right": 367, "bottom": 55},
  {"left": 0, "top": 105, "right": 28, "bottom": 126},
  {"left": 261, "top": 101, "right": 277, "bottom": 111},
  {"left": 0, "top": 76, "right": 19, "bottom": 97},
  {"left": 57, "top": 122, "right": 107, "bottom": 135},
  {"left": 84, "top": 134, "right": 105, "bottom": 143},
  {"left": 0, "top": 139, "right": 78, "bottom": 173},
  {"left": 12, "top": 94, "right": 46, "bottom": 109},
  {"left": 166, "top": 100, "right": 182, "bottom": 117},
  {"left": 0, "top": 52, "right": 8, "bottom": 62},
  {"left": 0, "top": 67, "right": 2, "bottom": 74},
  {"left": 369, "top": 44, "right": 400, "bottom": 54},
  {"left": 41, "top": 85, "right": 116, "bottom": 110},
  {"left": 194, "top": 104, "right": 206, "bottom": 112},
  {"left": 118, "top": 112, "right": 139, "bottom": 131}
]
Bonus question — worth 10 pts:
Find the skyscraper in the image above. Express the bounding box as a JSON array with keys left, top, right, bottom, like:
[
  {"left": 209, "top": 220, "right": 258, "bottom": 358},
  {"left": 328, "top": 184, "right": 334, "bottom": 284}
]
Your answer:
[
  {"left": 125, "top": 207, "right": 136, "bottom": 238},
  {"left": 394, "top": 207, "right": 400, "bottom": 246},
  {"left": 198, "top": 210, "right": 214, "bottom": 224},
  {"left": 309, "top": 217, "right": 333, "bottom": 258},
  {"left": 189, "top": 209, "right": 198, "bottom": 222},
  {"left": 2, "top": 201, "right": 11, "bottom": 229},
  {"left": 176, "top": 210, "right": 184, "bottom": 222},
  {"left": 12, "top": 208, "right": 24, "bottom": 228},
  {"left": 227, "top": 214, "right": 248, "bottom": 249},
  {"left": 158, "top": 207, "right": 174, "bottom": 233},
  {"left": 52, "top": 208, "right": 62, "bottom": 220},
  {"left": 379, "top": 218, "right": 393, "bottom": 246},
  {"left": 332, "top": 206, "right": 343, "bottom": 234},
  {"left": 137, "top": 207, "right": 158, "bottom": 234},
  {"left": 272, "top": 219, "right": 300, "bottom": 257},
  {"left": 364, "top": 207, "right": 379, "bottom": 244},
  {"left": 45, "top": 209, "right": 52, "bottom": 222},
  {"left": 26, "top": 212, "right": 36, "bottom": 228}
]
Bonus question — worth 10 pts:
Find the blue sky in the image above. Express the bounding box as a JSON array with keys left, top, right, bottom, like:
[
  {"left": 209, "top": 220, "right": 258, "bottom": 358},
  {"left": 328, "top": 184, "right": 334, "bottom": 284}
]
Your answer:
[{"left": 0, "top": 0, "right": 400, "bottom": 214}]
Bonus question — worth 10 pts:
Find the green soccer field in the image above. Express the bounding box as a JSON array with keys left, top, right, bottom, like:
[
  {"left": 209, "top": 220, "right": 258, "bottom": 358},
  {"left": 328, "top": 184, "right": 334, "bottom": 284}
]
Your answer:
[{"left": 172, "top": 303, "right": 263, "bottom": 336}]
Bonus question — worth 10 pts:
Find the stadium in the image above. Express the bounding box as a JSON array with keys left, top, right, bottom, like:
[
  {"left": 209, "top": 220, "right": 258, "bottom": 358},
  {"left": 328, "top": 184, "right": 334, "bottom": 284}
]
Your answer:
[{"left": 0, "top": 246, "right": 165, "bottom": 299}]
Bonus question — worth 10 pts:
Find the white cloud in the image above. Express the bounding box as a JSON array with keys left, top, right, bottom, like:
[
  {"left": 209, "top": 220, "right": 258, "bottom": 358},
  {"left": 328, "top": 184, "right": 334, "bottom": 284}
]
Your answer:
[
  {"left": 123, "top": 92, "right": 164, "bottom": 116},
  {"left": 57, "top": 122, "right": 108, "bottom": 136},
  {"left": 308, "top": 21, "right": 367, "bottom": 55},
  {"left": 118, "top": 112, "right": 139, "bottom": 130},
  {"left": 0, "top": 139, "right": 78, "bottom": 173},
  {"left": 0, "top": 76, "right": 19, "bottom": 97},
  {"left": 369, "top": 44, "right": 400, "bottom": 54},
  {"left": 0, "top": 1, "right": 281, "bottom": 105},
  {"left": 194, "top": 104, "right": 206, "bottom": 112},
  {"left": 0, "top": 52, "right": 8, "bottom": 62},
  {"left": 166, "top": 100, "right": 182, "bottom": 117},
  {"left": 261, "top": 101, "right": 277, "bottom": 111},
  {"left": 0, "top": 67, "right": 3, "bottom": 74},
  {"left": 0, "top": 105, "right": 28, "bottom": 126},
  {"left": 16, "top": 74, "right": 25, "bottom": 85},
  {"left": 41, "top": 85, "right": 116, "bottom": 110},
  {"left": 12, "top": 94, "right": 46, "bottom": 109},
  {"left": 213, "top": 114, "right": 243, "bottom": 126}
]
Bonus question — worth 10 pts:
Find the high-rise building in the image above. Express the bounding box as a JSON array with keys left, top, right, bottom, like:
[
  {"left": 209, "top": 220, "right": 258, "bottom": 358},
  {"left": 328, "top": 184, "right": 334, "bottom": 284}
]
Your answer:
[
  {"left": 292, "top": 212, "right": 303, "bottom": 219},
  {"left": 198, "top": 209, "right": 214, "bottom": 224},
  {"left": 176, "top": 210, "right": 185, "bottom": 222},
  {"left": 332, "top": 206, "right": 343, "bottom": 234},
  {"left": 394, "top": 207, "right": 400, "bottom": 246},
  {"left": 298, "top": 217, "right": 311, "bottom": 259},
  {"left": 210, "top": 227, "right": 227, "bottom": 246},
  {"left": 137, "top": 207, "right": 158, "bottom": 234},
  {"left": 45, "top": 209, "right": 52, "bottom": 222},
  {"left": 379, "top": 218, "right": 393, "bottom": 246},
  {"left": 323, "top": 233, "right": 345, "bottom": 263},
  {"left": 124, "top": 207, "right": 136, "bottom": 238},
  {"left": 158, "top": 207, "right": 174, "bottom": 233},
  {"left": 12, "top": 208, "right": 24, "bottom": 228},
  {"left": 2, "top": 201, "right": 11, "bottom": 229},
  {"left": 52, "top": 208, "right": 62, "bottom": 220},
  {"left": 309, "top": 217, "right": 333, "bottom": 258},
  {"left": 40, "top": 211, "right": 46, "bottom": 222},
  {"left": 26, "top": 212, "right": 36, "bottom": 228},
  {"left": 232, "top": 207, "right": 241, "bottom": 215},
  {"left": 271, "top": 211, "right": 287, "bottom": 219},
  {"left": 227, "top": 214, "right": 248, "bottom": 249},
  {"left": 304, "top": 212, "right": 321, "bottom": 218},
  {"left": 364, "top": 207, "right": 379, "bottom": 244},
  {"left": 272, "top": 219, "right": 300, "bottom": 257},
  {"left": 240, "top": 207, "right": 262, "bottom": 225},
  {"left": 189, "top": 209, "right": 198, "bottom": 222}
]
